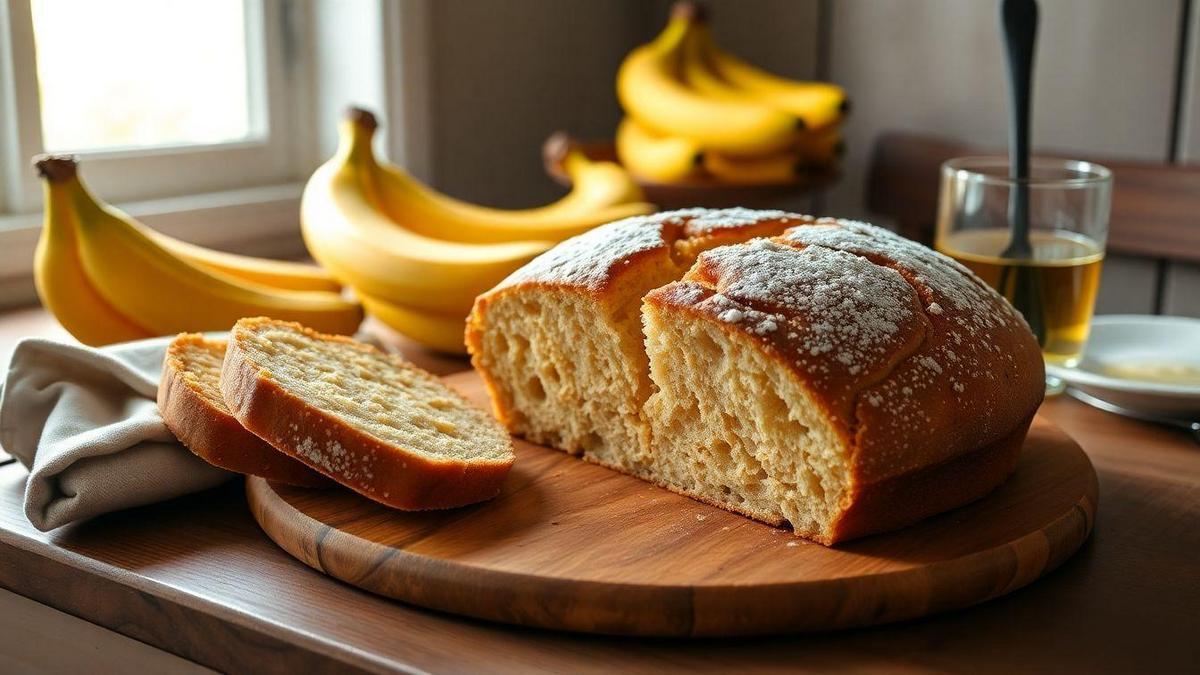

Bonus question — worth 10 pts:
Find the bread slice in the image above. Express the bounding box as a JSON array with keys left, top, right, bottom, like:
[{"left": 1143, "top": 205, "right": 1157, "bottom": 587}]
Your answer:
[
  {"left": 221, "top": 317, "right": 514, "bottom": 509},
  {"left": 158, "top": 334, "right": 329, "bottom": 487}
]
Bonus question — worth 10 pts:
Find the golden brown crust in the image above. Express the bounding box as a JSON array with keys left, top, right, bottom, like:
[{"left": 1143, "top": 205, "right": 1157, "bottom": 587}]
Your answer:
[
  {"left": 158, "top": 335, "right": 329, "bottom": 488},
  {"left": 222, "top": 319, "right": 513, "bottom": 510},
  {"left": 778, "top": 219, "right": 1044, "bottom": 485},
  {"left": 470, "top": 209, "right": 1043, "bottom": 544},
  {"left": 467, "top": 208, "right": 807, "bottom": 429},
  {"left": 477, "top": 208, "right": 814, "bottom": 300},
  {"left": 827, "top": 412, "right": 1032, "bottom": 544},
  {"left": 644, "top": 218, "right": 1043, "bottom": 543}
]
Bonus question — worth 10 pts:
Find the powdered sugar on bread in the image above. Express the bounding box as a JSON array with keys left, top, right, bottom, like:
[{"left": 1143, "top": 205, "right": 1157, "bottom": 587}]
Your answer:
[
  {"left": 158, "top": 334, "right": 329, "bottom": 487},
  {"left": 492, "top": 208, "right": 812, "bottom": 292},
  {"left": 470, "top": 209, "right": 1044, "bottom": 543}
]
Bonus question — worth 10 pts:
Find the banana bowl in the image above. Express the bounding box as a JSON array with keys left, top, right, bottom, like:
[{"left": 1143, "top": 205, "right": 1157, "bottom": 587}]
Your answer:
[{"left": 543, "top": 134, "right": 840, "bottom": 210}]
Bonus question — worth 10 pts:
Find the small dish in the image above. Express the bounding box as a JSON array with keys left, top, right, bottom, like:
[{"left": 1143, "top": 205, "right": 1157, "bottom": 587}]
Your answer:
[{"left": 1046, "top": 315, "right": 1200, "bottom": 418}]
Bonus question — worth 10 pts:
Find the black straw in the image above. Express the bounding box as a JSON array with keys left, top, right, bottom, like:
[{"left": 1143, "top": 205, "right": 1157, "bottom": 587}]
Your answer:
[
  {"left": 997, "top": 0, "right": 1046, "bottom": 345},
  {"left": 1000, "top": 0, "right": 1037, "bottom": 258}
]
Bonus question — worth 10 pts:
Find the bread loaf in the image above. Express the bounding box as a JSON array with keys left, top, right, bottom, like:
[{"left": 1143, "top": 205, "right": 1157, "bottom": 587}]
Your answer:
[
  {"left": 467, "top": 208, "right": 805, "bottom": 468},
  {"left": 222, "top": 318, "right": 515, "bottom": 509},
  {"left": 158, "top": 334, "right": 329, "bottom": 487},
  {"left": 467, "top": 209, "right": 1044, "bottom": 544}
]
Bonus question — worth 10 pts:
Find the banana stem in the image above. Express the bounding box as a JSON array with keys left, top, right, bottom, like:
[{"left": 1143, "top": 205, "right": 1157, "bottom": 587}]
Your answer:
[
  {"left": 35, "top": 155, "right": 107, "bottom": 222},
  {"left": 34, "top": 155, "right": 78, "bottom": 183},
  {"left": 337, "top": 107, "right": 383, "bottom": 168}
]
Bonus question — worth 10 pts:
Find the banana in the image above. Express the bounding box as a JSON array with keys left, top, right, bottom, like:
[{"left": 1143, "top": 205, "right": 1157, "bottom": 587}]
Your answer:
[
  {"left": 300, "top": 116, "right": 555, "bottom": 317},
  {"left": 359, "top": 293, "right": 468, "bottom": 355},
  {"left": 153, "top": 236, "right": 342, "bottom": 293},
  {"left": 343, "top": 109, "right": 653, "bottom": 244},
  {"left": 38, "top": 158, "right": 341, "bottom": 295},
  {"left": 34, "top": 158, "right": 153, "bottom": 346},
  {"left": 695, "top": 23, "right": 847, "bottom": 131},
  {"left": 615, "top": 116, "right": 703, "bottom": 183},
  {"left": 44, "top": 160, "right": 364, "bottom": 336},
  {"left": 702, "top": 149, "right": 803, "bottom": 185},
  {"left": 797, "top": 127, "right": 844, "bottom": 168},
  {"left": 616, "top": 4, "right": 799, "bottom": 155}
]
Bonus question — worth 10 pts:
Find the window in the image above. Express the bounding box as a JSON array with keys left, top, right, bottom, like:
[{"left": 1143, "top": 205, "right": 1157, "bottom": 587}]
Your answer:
[
  {"left": 0, "top": 0, "right": 306, "bottom": 213},
  {"left": 0, "top": 0, "right": 416, "bottom": 308},
  {"left": 31, "top": 0, "right": 259, "bottom": 153}
]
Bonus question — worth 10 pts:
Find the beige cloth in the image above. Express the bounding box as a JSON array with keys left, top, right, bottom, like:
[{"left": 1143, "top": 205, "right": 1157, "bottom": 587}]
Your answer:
[{"left": 0, "top": 336, "right": 234, "bottom": 531}]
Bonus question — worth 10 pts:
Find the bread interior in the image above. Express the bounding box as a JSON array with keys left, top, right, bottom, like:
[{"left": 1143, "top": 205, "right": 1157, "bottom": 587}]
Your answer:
[
  {"left": 233, "top": 322, "right": 511, "bottom": 463},
  {"left": 168, "top": 336, "right": 229, "bottom": 409},
  {"left": 642, "top": 302, "right": 850, "bottom": 538},
  {"left": 471, "top": 269, "right": 675, "bottom": 473}
]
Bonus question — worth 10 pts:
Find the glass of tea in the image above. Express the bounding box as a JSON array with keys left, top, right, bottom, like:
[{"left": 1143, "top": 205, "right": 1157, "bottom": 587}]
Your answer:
[{"left": 935, "top": 157, "right": 1112, "bottom": 392}]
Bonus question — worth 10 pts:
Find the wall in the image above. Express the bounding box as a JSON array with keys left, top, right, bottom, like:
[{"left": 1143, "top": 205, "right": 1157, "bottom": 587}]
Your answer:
[
  {"left": 411, "top": 0, "right": 1199, "bottom": 316},
  {"left": 824, "top": 0, "right": 1195, "bottom": 317},
  {"left": 422, "top": 0, "right": 640, "bottom": 208}
]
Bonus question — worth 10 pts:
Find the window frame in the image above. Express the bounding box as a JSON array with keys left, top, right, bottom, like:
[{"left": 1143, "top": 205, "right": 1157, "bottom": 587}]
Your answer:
[
  {"left": 0, "top": 0, "right": 431, "bottom": 311},
  {"left": 0, "top": 0, "right": 312, "bottom": 211}
]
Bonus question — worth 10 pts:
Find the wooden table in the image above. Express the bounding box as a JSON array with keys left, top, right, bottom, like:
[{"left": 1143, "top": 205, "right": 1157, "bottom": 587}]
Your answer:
[{"left": 0, "top": 308, "right": 1197, "bottom": 674}]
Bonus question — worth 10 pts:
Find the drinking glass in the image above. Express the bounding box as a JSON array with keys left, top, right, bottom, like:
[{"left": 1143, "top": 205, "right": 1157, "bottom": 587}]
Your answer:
[{"left": 935, "top": 157, "right": 1112, "bottom": 393}]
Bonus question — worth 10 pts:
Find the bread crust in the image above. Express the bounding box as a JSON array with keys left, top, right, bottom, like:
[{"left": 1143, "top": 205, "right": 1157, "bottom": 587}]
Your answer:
[
  {"left": 476, "top": 208, "right": 814, "bottom": 300},
  {"left": 158, "top": 337, "right": 330, "bottom": 488},
  {"left": 221, "top": 320, "right": 513, "bottom": 510},
  {"left": 567, "top": 412, "right": 1028, "bottom": 546},
  {"left": 830, "top": 412, "right": 1032, "bottom": 544},
  {"left": 470, "top": 210, "right": 1044, "bottom": 544},
  {"left": 467, "top": 208, "right": 807, "bottom": 440},
  {"left": 643, "top": 220, "right": 1043, "bottom": 543}
]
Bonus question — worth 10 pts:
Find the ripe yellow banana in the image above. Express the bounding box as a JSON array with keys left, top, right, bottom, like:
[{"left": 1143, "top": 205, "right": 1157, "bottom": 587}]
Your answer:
[
  {"left": 695, "top": 23, "right": 847, "bottom": 131},
  {"left": 34, "top": 158, "right": 153, "bottom": 346},
  {"left": 42, "top": 159, "right": 363, "bottom": 336},
  {"left": 343, "top": 109, "right": 652, "bottom": 244},
  {"left": 300, "top": 116, "right": 555, "bottom": 318},
  {"left": 153, "top": 236, "right": 341, "bottom": 293},
  {"left": 616, "top": 5, "right": 799, "bottom": 155},
  {"left": 615, "top": 116, "right": 703, "bottom": 183},
  {"left": 359, "top": 293, "right": 468, "bottom": 355},
  {"left": 797, "top": 127, "right": 844, "bottom": 168},
  {"left": 702, "top": 149, "right": 803, "bottom": 185}
]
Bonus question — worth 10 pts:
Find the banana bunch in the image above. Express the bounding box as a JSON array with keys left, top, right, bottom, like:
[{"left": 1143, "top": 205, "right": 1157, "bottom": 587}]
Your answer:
[
  {"left": 615, "top": 1, "right": 848, "bottom": 184},
  {"left": 301, "top": 108, "right": 655, "bottom": 354},
  {"left": 32, "top": 157, "right": 363, "bottom": 347}
]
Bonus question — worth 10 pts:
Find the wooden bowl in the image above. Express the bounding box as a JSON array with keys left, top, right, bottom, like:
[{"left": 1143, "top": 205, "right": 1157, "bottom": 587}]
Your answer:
[{"left": 543, "top": 133, "right": 841, "bottom": 210}]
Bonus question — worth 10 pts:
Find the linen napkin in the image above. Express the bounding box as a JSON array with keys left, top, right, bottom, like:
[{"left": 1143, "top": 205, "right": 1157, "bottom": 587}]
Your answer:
[{"left": 0, "top": 335, "right": 234, "bottom": 531}]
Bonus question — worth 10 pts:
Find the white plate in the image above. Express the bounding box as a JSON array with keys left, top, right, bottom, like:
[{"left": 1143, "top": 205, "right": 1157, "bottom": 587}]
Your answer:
[{"left": 1046, "top": 315, "right": 1200, "bottom": 418}]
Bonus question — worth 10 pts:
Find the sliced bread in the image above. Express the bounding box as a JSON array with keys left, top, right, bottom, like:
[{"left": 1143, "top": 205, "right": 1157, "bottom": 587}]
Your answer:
[
  {"left": 466, "top": 208, "right": 808, "bottom": 473},
  {"left": 468, "top": 211, "right": 1044, "bottom": 544},
  {"left": 158, "top": 334, "right": 329, "bottom": 487},
  {"left": 220, "top": 317, "right": 514, "bottom": 509}
]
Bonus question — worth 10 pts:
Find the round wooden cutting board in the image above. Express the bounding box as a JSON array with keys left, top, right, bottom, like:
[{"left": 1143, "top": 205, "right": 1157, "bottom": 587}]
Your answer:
[{"left": 246, "top": 371, "right": 1098, "bottom": 637}]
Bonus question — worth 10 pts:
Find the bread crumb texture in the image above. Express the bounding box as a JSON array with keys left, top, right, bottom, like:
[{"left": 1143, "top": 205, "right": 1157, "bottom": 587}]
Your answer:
[
  {"left": 469, "top": 210, "right": 1042, "bottom": 543},
  {"left": 232, "top": 319, "right": 513, "bottom": 482},
  {"left": 165, "top": 334, "right": 229, "bottom": 410}
]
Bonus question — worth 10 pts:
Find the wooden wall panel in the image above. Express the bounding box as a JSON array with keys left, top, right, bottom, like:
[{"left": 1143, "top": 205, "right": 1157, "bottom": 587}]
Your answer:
[{"left": 824, "top": 0, "right": 1183, "bottom": 221}]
